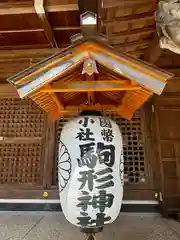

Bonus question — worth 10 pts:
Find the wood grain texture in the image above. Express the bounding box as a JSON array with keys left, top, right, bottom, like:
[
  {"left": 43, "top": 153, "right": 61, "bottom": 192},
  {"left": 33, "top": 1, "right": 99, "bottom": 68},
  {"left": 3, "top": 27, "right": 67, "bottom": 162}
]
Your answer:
[
  {"left": 153, "top": 95, "right": 180, "bottom": 215},
  {"left": 42, "top": 115, "right": 56, "bottom": 188}
]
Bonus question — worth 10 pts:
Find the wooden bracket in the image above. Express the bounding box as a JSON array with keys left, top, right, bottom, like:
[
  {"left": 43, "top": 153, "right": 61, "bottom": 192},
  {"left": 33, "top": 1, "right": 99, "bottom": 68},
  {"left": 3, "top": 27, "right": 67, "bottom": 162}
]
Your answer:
[{"left": 34, "top": 0, "right": 58, "bottom": 48}]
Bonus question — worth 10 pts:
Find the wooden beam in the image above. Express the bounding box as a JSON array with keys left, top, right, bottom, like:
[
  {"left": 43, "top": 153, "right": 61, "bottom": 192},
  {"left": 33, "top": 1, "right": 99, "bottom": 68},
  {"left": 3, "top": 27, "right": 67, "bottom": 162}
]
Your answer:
[
  {"left": 0, "top": 44, "right": 51, "bottom": 50},
  {"left": 0, "top": 29, "right": 44, "bottom": 34},
  {"left": 45, "top": 0, "right": 78, "bottom": 12},
  {"left": 109, "top": 27, "right": 154, "bottom": 41},
  {"left": 113, "top": 40, "right": 150, "bottom": 50},
  {"left": 0, "top": 48, "right": 57, "bottom": 60},
  {"left": 45, "top": 85, "right": 64, "bottom": 111},
  {"left": 54, "top": 26, "right": 80, "bottom": 31},
  {"left": 0, "top": 0, "right": 78, "bottom": 15},
  {"left": 0, "top": 26, "right": 80, "bottom": 34},
  {"left": 0, "top": 2, "right": 35, "bottom": 15},
  {"left": 41, "top": 80, "right": 141, "bottom": 93},
  {"left": 34, "top": 0, "right": 57, "bottom": 48},
  {"left": 0, "top": 84, "right": 19, "bottom": 98},
  {"left": 143, "top": 33, "right": 163, "bottom": 64},
  {"left": 62, "top": 104, "right": 118, "bottom": 113},
  {"left": 103, "top": 12, "right": 154, "bottom": 26},
  {"left": 103, "top": 0, "right": 156, "bottom": 8}
]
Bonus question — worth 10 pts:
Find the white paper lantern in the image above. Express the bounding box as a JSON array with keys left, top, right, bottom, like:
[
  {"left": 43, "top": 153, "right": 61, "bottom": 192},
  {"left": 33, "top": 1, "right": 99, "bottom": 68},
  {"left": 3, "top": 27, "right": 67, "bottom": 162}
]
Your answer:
[{"left": 58, "top": 115, "right": 124, "bottom": 229}]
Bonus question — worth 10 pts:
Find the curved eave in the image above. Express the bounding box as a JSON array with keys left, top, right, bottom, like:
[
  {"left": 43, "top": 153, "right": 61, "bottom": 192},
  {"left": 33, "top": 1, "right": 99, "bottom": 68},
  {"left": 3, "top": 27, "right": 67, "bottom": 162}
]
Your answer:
[{"left": 7, "top": 39, "right": 173, "bottom": 99}]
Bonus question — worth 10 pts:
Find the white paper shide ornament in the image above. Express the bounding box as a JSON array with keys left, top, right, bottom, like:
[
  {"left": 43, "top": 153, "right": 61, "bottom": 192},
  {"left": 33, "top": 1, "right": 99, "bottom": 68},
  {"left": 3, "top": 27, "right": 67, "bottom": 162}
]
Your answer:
[{"left": 58, "top": 114, "right": 124, "bottom": 230}]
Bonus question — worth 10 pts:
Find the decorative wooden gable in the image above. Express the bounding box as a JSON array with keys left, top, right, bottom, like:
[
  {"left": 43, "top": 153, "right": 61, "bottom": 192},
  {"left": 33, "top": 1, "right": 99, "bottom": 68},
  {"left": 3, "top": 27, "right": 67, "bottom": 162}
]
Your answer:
[{"left": 8, "top": 37, "right": 173, "bottom": 121}]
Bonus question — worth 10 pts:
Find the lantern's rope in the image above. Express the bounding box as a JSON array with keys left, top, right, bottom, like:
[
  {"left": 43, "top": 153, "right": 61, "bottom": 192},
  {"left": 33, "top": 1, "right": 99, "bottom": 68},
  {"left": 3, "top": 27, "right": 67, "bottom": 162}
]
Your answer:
[{"left": 85, "top": 233, "right": 96, "bottom": 240}]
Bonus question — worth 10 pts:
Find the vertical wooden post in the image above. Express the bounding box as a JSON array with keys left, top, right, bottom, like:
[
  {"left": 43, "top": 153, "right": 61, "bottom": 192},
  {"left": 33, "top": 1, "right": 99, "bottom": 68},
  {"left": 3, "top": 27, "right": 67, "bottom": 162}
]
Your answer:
[{"left": 42, "top": 115, "right": 56, "bottom": 189}]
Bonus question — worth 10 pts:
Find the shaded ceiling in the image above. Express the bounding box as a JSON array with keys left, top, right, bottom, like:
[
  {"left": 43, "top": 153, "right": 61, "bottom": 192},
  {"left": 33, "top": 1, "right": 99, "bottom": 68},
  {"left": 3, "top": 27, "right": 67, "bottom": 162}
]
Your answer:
[{"left": 0, "top": 0, "right": 156, "bottom": 58}]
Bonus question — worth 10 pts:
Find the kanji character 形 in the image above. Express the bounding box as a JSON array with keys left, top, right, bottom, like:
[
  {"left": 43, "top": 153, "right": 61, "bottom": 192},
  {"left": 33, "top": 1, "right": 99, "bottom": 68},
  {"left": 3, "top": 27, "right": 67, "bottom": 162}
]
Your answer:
[
  {"left": 78, "top": 170, "right": 97, "bottom": 191},
  {"left": 96, "top": 167, "right": 114, "bottom": 189}
]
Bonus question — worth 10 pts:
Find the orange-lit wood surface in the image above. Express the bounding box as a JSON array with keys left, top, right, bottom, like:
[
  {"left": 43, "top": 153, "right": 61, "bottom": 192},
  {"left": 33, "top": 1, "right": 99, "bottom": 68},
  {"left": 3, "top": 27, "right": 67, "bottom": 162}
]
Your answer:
[{"left": 8, "top": 35, "right": 171, "bottom": 121}]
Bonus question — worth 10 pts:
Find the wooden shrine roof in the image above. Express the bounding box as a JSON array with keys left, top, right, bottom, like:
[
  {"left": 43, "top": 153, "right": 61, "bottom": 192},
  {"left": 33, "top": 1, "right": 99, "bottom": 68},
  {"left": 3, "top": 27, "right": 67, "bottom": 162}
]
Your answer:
[{"left": 8, "top": 37, "right": 172, "bottom": 120}]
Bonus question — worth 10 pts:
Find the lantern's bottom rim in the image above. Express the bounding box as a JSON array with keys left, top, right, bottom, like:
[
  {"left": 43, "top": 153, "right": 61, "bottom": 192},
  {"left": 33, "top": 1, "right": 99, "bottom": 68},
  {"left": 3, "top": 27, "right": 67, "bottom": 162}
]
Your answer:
[{"left": 80, "top": 227, "right": 103, "bottom": 233}]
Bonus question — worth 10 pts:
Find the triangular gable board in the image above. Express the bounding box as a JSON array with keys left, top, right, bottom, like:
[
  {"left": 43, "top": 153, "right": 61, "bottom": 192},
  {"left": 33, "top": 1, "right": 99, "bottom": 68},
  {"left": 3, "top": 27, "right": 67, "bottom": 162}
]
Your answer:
[{"left": 7, "top": 38, "right": 173, "bottom": 120}]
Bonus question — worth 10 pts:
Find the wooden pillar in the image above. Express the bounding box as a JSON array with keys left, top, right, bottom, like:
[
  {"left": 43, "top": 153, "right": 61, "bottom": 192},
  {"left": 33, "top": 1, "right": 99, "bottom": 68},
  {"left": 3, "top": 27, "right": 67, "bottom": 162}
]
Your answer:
[{"left": 42, "top": 115, "right": 56, "bottom": 189}]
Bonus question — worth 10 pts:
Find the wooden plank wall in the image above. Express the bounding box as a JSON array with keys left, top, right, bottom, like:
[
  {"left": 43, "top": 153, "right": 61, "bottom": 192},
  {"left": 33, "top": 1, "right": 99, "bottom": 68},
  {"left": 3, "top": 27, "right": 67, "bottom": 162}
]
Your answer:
[
  {"left": 152, "top": 63, "right": 180, "bottom": 216},
  {"left": 152, "top": 95, "right": 180, "bottom": 217}
]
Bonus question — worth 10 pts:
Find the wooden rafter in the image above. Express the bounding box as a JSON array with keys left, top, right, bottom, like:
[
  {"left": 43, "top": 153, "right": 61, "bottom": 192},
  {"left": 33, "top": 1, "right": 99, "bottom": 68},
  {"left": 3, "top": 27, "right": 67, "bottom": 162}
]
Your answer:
[
  {"left": 45, "top": 0, "right": 78, "bottom": 12},
  {"left": 34, "top": 0, "right": 57, "bottom": 48},
  {"left": 0, "top": 1, "right": 34, "bottom": 15},
  {"left": 61, "top": 104, "right": 118, "bottom": 113},
  {"left": 143, "top": 33, "right": 163, "bottom": 64},
  {"left": 0, "top": 44, "right": 51, "bottom": 51},
  {"left": 0, "top": 26, "right": 80, "bottom": 34},
  {"left": 0, "top": 0, "right": 78, "bottom": 15},
  {"left": 41, "top": 80, "right": 141, "bottom": 93},
  {"left": 45, "top": 85, "right": 64, "bottom": 112}
]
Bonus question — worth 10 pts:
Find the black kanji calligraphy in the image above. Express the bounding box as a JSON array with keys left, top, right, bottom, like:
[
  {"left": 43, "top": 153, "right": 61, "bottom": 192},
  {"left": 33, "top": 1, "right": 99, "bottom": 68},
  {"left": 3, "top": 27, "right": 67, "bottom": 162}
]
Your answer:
[
  {"left": 92, "top": 213, "right": 111, "bottom": 226},
  {"left": 101, "top": 129, "right": 114, "bottom": 142},
  {"left": 77, "top": 191, "right": 92, "bottom": 211},
  {"left": 77, "top": 151, "right": 97, "bottom": 168},
  {"left": 79, "top": 142, "right": 95, "bottom": 157},
  {"left": 78, "top": 117, "right": 95, "bottom": 128},
  {"left": 97, "top": 142, "right": 115, "bottom": 167},
  {"left": 78, "top": 170, "right": 97, "bottom": 191},
  {"left": 80, "top": 212, "right": 89, "bottom": 216},
  {"left": 76, "top": 128, "right": 95, "bottom": 141},
  {"left": 77, "top": 216, "right": 92, "bottom": 226},
  {"left": 99, "top": 118, "right": 112, "bottom": 128},
  {"left": 92, "top": 190, "right": 114, "bottom": 212},
  {"left": 77, "top": 213, "right": 111, "bottom": 227},
  {"left": 96, "top": 167, "right": 114, "bottom": 189}
]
